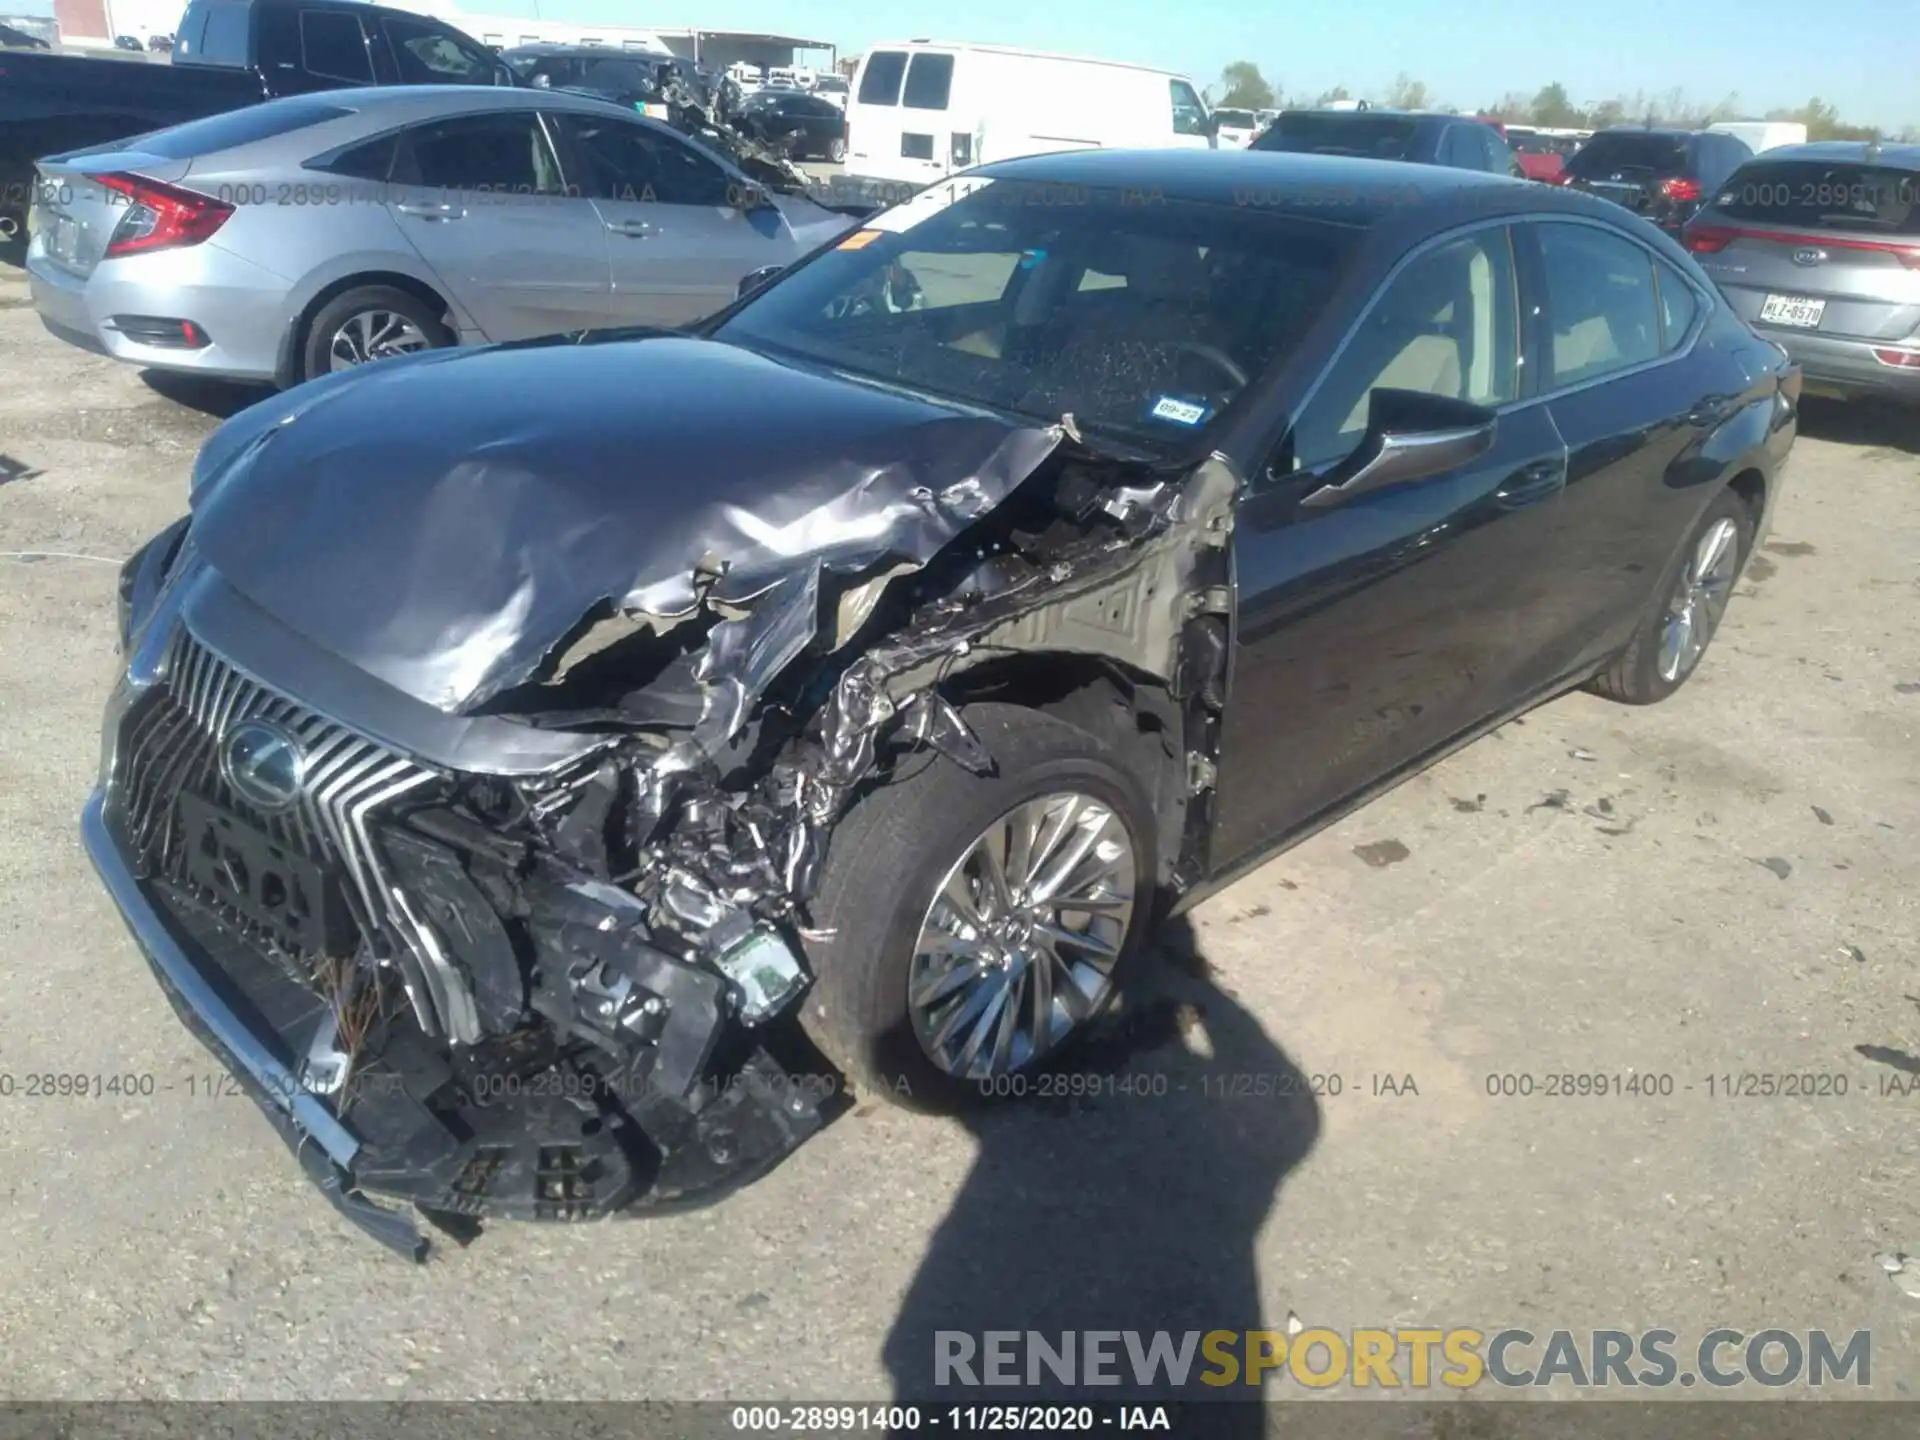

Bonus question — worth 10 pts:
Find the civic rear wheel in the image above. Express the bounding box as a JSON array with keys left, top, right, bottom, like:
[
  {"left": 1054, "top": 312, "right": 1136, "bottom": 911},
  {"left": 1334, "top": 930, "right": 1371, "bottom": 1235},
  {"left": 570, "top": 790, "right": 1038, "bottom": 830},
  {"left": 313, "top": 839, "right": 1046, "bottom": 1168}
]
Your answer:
[
  {"left": 298, "top": 285, "right": 451, "bottom": 385},
  {"left": 801, "top": 703, "right": 1156, "bottom": 1110}
]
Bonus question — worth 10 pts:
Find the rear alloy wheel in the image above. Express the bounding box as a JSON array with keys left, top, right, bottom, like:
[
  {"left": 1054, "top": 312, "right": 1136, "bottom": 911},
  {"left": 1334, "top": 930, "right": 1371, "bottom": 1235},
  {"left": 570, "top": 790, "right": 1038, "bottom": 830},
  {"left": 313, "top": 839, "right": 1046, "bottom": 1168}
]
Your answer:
[
  {"left": 298, "top": 285, "right": 451, "bottom": 384},
  {"left": 828, "top": 137, "right": 848, "bottom": 164},
  {"left": 801, "top": 703, "right": 1156, "bottom": 1110},
  {"left": 1587, "top": 487, "right": 1753, "bottom": 704}
]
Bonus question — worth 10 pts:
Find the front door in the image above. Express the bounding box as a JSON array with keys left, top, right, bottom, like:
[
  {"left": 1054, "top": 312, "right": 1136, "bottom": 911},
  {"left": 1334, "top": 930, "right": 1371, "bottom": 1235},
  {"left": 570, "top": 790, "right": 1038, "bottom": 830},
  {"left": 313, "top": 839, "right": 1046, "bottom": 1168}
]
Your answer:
[
  {"left": 1212, "top": 223, "right": 1571, "bottom": 867},
  {"left": 384, "top": 110, "right": 611, "bottom": 341},
  {"left": 552, "top": 112, "right": 797, "bottom": 327}
]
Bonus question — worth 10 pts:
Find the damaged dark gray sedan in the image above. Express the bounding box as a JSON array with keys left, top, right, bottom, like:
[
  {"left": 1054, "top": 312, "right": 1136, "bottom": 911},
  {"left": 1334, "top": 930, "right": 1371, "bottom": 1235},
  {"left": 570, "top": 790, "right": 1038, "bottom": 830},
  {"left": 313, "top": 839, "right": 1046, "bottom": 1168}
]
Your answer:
[{"left": 88, "top": 150, "right": 1799, "bottom": 1257}]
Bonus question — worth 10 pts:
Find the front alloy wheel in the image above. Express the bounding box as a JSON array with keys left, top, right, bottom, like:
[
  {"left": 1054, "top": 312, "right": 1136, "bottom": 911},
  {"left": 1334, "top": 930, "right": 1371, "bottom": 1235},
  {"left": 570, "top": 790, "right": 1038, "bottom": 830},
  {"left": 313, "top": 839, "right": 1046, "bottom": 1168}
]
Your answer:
[
  {"left": 800, "top": 703, "right": 1156, "bottom": 1110},
  {"left": 909, "top": 792, "right": 1137, "bottom": 1081}
]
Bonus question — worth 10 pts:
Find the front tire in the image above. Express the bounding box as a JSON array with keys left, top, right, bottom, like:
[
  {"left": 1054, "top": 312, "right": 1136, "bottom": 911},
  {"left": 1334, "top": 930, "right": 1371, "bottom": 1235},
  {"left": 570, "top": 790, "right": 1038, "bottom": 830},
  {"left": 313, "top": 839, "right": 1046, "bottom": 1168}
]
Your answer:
[
  {"left": 1587, "top": 486, "right": 1753, "bottom": 705},
  {"left": 298, "top": 285, "right": 450, "bottom": 385},
  {"left": 800, "top": 703, "right": 1156, "bottom": 1111},
  {"left": 828, "top": 137, "right": 848, "bottom": 164}
]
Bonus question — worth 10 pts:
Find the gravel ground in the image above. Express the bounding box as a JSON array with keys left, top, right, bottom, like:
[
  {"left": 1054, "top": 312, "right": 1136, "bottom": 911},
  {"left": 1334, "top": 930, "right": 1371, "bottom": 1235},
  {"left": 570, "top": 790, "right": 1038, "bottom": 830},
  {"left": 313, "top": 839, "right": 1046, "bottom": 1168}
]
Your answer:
[{"left": 0, "top": 254, "right": 1916, "bottom": 1402}]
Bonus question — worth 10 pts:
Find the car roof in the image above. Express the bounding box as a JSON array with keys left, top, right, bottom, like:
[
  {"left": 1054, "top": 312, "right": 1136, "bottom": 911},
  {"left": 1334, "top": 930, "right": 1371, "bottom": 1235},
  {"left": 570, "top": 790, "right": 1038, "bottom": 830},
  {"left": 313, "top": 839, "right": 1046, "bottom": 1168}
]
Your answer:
[
  {"left": 973, "top": 148, "right": 1551, "bottom": 229},
  {"left": 1745, "top": 140, "right": 1920, "bottom": 168},
  {"left": 1594, "top": 126, "right": 1700, "bottom": 139},
  {"left": 258, "top": 84, "right": 647, "bottom": 122}
]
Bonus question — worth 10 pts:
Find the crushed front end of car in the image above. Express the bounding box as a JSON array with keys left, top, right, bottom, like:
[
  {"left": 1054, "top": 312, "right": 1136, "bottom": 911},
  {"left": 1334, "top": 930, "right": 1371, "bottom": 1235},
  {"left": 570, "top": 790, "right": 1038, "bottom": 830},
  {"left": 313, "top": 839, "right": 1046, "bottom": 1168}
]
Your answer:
[{"left": 85, "top": 333, "right": 1237, "bottom": 1258}]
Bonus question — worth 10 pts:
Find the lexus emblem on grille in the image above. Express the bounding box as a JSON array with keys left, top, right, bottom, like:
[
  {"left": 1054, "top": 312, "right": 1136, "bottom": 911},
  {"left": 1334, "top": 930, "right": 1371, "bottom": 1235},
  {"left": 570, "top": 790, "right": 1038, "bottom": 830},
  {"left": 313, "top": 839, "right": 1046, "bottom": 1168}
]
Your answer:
[
  {"left": 1791, "top": 247, "right": 1827, "bottom": 266},
  {"left": 220, "top": 719, "right": 306, "bottom": 812}
]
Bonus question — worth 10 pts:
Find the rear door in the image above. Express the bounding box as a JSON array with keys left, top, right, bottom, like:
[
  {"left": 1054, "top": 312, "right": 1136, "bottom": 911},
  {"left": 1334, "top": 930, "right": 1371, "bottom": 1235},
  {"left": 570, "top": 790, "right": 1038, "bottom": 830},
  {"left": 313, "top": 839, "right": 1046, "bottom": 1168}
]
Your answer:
[
  {"left": 382, "top": 109, "right": 611, "bottom": 340},
  {"left": 896, "top": 50, "right": 960, "bottom": 177},
  {"left": 847, "top": 48, "right": 911, "bottom": 180},
  {"left": 1517, "top": 217, "right": 1738, "bottom": 667},
  {"left": 552, "top": 110, "right": 795, "bottom": 326},
  {"left": 1689, "top": 155, "right": 1920, "bottom": 345}
]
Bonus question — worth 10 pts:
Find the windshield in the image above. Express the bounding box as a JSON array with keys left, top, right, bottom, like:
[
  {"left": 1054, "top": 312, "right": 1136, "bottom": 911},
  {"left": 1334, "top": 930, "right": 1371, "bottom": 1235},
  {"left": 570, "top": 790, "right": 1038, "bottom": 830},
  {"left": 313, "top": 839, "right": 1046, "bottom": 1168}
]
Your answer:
[
  {"left": 713, "top": 176, "right": 1360, "bottom": 452},
  {"left": 1214, "top": 110, "right": 1255, "bottom": 128},
  {"left": 1568, "top": 133, "right": 1688, "bottom": 176},
  {"left": 1255, "top": 112, "right": 1422, "bottom": 160}
]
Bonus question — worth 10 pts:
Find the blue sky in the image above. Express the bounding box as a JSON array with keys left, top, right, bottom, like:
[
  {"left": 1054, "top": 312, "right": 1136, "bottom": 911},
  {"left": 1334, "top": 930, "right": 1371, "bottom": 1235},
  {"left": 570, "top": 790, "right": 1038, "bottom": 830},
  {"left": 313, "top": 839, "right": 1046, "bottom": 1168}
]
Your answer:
[{"left": 14, "top": 0, "right": 1908, "bottom": 129}]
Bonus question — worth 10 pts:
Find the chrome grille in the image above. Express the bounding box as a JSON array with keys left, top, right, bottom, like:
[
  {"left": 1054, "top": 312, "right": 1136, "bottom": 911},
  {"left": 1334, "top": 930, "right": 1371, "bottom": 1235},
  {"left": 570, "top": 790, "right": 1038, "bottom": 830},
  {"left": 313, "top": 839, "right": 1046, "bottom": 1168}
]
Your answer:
[{"left": 115, "top": 628, "right": 442, "bottom": 965}]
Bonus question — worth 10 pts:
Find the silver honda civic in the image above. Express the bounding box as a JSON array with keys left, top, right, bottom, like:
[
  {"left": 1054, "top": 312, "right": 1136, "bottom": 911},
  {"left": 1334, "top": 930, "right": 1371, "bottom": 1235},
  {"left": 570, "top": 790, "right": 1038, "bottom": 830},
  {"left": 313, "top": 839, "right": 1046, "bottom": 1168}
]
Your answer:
[{"left": 25, "top": 85, "right": 859, "bottom": 387}]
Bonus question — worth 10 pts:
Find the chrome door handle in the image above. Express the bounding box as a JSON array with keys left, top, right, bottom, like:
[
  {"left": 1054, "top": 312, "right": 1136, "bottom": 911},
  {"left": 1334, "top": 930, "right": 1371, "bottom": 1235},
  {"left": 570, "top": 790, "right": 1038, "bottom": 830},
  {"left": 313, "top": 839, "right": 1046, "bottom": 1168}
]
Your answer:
[
  {"left": 607, "top": 220, "right": 655, "bottom": 238},
  {"left": 394, "top": 201, "right": 463, "bottom": 220}
]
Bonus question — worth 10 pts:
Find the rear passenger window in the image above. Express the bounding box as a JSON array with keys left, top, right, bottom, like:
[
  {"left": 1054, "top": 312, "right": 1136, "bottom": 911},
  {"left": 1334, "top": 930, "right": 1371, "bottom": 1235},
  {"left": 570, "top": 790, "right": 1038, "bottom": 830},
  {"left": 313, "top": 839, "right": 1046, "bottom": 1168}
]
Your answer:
[
  {"left": 1170, "top": 80, "right": 1209, "bottom": 138},
  {"left": 396, "top": 114, "right": 568, "bottom": 196},
  {"left": 1535, "top": 222, "right": 1661, "bottom": 386},
  {"left": 316, "top": 133, "right": 398, "bottom": 183},
  {"left": 300, "top": 12, "right": 373, "bottom": 84},
  {"left": 858, "top": 51, "right": 908, "bottom": 106},
  {"left": 1655, "top": 258, "right": 1700, "bottom": 350},
  {"left": 558, "top": 115, "right": 732, "bottom": 207},
  {"left": 901, "top": 53, "right": 954, "bottom": 110},
  {"left": 195, "top": 1, "right": 251, "bottom": 64}
]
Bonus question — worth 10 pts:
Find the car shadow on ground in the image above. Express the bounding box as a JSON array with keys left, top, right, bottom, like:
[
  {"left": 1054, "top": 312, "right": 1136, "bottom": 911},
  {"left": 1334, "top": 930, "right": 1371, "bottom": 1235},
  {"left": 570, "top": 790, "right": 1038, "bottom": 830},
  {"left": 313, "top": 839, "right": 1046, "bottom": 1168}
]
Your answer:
[
  {"left": 1797, "top": 395, "right": 1920, "bottom": 455},
  {"left": 139, "top": 368, "right": 272, "bottom": 421},
  {"left": 881, "top": 913, "right": 1322, "bottom": 1429}
]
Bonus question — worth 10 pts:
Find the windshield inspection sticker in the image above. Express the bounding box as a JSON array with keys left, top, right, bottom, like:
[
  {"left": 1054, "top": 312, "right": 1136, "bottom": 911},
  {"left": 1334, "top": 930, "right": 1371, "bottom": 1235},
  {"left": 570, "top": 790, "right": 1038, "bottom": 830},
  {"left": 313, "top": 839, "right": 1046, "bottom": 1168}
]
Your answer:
[
  {"left": 836, "top": 228, "right": 883, "bottom": 250},
  {"left": 1148, "top": 396, "right": 1212, "bottom": 426}
]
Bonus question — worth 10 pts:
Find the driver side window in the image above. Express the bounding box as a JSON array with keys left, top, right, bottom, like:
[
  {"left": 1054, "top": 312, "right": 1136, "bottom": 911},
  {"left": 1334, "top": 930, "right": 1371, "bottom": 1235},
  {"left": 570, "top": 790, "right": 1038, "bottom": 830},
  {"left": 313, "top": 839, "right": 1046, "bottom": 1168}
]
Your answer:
[{"left": 1289, "top": 227, "right": 1519, "bottom": 471}]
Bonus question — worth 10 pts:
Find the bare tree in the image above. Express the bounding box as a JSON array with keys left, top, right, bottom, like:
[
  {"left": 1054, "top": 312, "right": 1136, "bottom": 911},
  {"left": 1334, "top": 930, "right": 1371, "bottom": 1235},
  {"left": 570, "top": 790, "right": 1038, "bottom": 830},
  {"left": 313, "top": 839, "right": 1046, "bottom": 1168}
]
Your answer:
[
  {"left": 1216, "top": 61, "right": 1276, "bottom": 111},
  {"left": 1384, "top": 72, "right": 1431, "bottom": 110}
]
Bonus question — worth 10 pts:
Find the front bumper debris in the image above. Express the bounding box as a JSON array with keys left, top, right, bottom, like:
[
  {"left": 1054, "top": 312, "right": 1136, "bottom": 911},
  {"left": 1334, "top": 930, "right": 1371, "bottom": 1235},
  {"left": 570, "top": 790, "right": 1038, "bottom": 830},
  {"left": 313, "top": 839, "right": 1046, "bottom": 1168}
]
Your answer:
[{"left": 82, "top": 789, "right": 826, "bottom": 1260}]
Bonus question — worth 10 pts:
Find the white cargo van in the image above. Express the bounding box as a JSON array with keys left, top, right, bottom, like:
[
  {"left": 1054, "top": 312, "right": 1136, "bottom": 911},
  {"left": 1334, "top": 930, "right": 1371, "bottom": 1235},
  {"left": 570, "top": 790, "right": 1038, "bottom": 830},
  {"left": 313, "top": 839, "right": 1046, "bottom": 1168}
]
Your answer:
[
  {"left": 845, "top": 41, "right": 1215, "bottom": 185},
  {"left": 1706, "top": 121, "right": 1809, "bottom": 155}
]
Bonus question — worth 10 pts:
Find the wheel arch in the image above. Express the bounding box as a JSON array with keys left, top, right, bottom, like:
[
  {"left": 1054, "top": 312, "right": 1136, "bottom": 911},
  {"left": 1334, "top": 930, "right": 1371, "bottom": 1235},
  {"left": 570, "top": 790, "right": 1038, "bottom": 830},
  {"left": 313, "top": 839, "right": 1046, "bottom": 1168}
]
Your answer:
[
  {"left": 276, "top": 271, "right": 459, "bottom": 388},
  {"left": 933, "top": 652, "right": 1197, "bottom": 896}
]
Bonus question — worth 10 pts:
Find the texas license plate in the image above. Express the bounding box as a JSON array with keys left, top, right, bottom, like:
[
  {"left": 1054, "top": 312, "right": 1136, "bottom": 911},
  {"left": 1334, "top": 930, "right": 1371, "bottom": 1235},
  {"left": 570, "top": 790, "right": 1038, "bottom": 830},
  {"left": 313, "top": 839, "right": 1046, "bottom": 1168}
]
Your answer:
[{"left": 1758, "top": 294, "right": 1825, "bottom": 328}]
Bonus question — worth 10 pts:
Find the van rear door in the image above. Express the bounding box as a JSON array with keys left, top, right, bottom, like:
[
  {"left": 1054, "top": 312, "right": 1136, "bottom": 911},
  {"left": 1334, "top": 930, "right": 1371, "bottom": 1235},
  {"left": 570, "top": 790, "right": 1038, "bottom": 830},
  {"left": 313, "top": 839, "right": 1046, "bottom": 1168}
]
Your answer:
[
  {"left": 847, "top": 49, "right": 908, "bottom": 180},
  {"left": 848, "top": 47, "right": 962, "bottom": 183}
]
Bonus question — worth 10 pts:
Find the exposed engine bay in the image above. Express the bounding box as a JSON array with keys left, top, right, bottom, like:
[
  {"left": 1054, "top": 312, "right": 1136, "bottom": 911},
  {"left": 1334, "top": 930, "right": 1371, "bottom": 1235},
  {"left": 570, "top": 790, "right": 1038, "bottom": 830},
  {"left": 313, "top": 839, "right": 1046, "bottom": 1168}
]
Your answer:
[{"left": 103, "top": 328, "right": 1238, "bottom": 1260}]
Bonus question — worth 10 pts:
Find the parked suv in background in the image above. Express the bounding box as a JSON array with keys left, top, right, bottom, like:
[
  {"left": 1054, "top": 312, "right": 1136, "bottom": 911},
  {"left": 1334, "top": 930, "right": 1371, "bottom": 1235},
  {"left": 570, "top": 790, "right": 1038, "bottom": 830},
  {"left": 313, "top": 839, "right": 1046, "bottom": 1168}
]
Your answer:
[
  {"left": 1561, "top": 126, "right": 1751, "bottom": 234},
  {"left": 1252, "top": 109, "right": 1520, "bottom": 175},
  {"left": 1685, "top": 141, "right": 1920, "bottom": 401}
]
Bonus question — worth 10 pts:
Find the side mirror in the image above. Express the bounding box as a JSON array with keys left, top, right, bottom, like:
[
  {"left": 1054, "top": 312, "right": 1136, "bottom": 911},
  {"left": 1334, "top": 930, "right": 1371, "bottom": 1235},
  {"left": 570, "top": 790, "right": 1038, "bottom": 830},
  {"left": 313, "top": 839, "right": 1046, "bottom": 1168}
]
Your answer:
[
  {"left": 737, "top": 264, "right": 784, "bottom": 298},
  {"left": 1299, "top": 389, "right": 1497, "bottom": 510}
]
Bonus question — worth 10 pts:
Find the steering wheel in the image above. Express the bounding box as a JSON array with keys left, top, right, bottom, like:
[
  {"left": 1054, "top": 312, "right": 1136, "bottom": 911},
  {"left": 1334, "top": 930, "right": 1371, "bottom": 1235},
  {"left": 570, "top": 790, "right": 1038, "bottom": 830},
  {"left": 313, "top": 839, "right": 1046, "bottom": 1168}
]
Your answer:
[{"left": 1173, "top": 341, "right": 1250, "bottom": 391}]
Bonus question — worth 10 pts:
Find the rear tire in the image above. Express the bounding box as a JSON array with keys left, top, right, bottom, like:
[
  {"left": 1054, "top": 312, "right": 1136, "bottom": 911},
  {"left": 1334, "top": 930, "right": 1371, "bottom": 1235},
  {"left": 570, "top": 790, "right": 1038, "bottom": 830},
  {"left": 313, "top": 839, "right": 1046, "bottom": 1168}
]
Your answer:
[
  {"left": 1586, "top": 486, "right": 1752, "bottom": 705},
  {"left": 297, "top": 285, "right": 451, "bottom": 385},
  {"left": 800, "top": 703, "right": 1157, "bottom": 1112},
  {"left": 828, "top": 137, "right": 848, "bottom": 164}
]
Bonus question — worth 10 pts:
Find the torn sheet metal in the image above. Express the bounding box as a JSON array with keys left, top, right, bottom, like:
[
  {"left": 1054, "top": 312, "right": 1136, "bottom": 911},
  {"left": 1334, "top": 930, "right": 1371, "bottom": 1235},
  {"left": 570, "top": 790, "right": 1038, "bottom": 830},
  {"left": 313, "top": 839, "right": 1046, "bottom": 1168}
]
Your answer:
[{"left": 186, "top": 333, "right": 1061, "bottom": 721}]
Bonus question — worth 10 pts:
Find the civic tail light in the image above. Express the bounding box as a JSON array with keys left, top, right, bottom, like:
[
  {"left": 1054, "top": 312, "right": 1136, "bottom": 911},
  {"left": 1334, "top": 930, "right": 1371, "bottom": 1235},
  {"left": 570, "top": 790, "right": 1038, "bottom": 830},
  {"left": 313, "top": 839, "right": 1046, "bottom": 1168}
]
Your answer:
[
  {"left": 1659, "top": 177, "right": 1702, "bottom": 202},
  {"left": 1682, "top": 224, "right": 1736, "bottom": 254},
  {"left": 97, "top": 173, "right": 233, "bottom": 259}
]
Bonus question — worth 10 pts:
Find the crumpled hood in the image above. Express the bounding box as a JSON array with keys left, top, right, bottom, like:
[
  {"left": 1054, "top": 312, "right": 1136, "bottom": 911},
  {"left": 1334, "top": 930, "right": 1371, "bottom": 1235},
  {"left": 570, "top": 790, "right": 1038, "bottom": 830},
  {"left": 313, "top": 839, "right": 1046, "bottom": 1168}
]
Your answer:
[{"left": 189, "top": 334, "right": 1060, "bottom": 715}]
